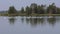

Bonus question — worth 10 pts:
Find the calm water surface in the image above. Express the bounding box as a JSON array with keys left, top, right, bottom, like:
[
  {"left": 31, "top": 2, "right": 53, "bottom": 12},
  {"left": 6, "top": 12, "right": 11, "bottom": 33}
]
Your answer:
[{"left": 0, "top": 16, "right": 60, "bottom": 34}]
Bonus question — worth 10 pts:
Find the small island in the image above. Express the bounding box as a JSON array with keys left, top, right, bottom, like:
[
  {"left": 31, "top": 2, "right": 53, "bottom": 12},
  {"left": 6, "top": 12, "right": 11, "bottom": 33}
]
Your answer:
[{"left": 0, "top": 3, "right": 60, "bottom": 16}]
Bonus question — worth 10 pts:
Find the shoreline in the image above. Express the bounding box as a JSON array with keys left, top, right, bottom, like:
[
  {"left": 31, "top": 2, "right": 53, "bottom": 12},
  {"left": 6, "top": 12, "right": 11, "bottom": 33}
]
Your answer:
[{"left": 0, "top": 14, "right": 60, "bottom": 16}]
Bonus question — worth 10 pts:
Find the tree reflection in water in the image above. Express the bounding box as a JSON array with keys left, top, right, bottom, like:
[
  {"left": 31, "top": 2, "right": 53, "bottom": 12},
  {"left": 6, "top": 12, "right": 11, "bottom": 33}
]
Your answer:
[
  {"left": 25, "top": 16, "right": 57, "bottom": 27},
  {"left": 21, "top": 16, "right": 24, "bottom": 23},
  {"left": 47, "top": 17, "right": 56, "bottom": 26},
  {"left": 8, "top": 16, "right": 57, "bottom": 27},
  {"left": 8, "top": 17, "right": 16, "bottom": 25},
  {"left": 25, "top": 17, "right": 44, "bottom": 27}
]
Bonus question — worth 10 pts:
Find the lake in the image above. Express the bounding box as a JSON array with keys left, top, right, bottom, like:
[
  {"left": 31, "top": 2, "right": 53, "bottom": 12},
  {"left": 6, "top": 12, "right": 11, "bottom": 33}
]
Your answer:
[{"left": 0, "top": 16, "right": 60, "bottom": 34}]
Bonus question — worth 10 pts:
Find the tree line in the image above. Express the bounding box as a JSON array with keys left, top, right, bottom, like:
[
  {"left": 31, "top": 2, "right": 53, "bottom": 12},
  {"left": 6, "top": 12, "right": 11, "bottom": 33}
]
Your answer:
[{"left": 8, "top": 3, "right": 60, "bottom": 15}]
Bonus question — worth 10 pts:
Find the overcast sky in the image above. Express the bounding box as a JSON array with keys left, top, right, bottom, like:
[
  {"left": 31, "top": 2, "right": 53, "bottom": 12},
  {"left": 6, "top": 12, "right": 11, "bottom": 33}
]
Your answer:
[{"left": 0, "top": 0, "right": 60, "bottom": 11}]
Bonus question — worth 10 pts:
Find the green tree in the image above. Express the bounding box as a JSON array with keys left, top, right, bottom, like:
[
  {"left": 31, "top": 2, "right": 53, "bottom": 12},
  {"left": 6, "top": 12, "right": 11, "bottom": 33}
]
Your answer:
[
  {"left": 47, "top": 3, "right": 57, "bottom": 14},
  {"left": 30, "top": 3, "right": 37, "bottom": 14},
  {"left": 56, "top": 8, "right": 60, "bottom": 14},
  {"left": 8, "top": 6, "right": 17, "bottom": 14},
  {"left": 37, "top": 5, "right": 45, "bottom": 14},
  {"left": 20, "top": 7, "right": 24, "bottom": 13},
  {"left": 25, "top": 6, "right": 31, "bottom": 15}
]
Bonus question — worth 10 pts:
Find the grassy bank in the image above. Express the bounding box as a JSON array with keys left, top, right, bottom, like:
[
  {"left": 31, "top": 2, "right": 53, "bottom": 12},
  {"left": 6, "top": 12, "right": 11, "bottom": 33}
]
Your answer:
[{"left": 0, "top": 13, "right": 60, "bottom": 16}]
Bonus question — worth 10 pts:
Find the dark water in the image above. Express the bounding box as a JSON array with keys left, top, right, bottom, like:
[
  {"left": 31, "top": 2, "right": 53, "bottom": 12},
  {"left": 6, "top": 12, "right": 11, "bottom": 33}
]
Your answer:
[{"left": 0, "top": 16, "right": 60, "bottom": 34}]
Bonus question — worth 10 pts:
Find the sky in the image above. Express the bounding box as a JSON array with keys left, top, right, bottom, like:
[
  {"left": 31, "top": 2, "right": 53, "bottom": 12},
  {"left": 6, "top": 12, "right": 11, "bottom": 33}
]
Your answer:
[{"left": 0, "top": 0, "right": 60, "bottom": 11}]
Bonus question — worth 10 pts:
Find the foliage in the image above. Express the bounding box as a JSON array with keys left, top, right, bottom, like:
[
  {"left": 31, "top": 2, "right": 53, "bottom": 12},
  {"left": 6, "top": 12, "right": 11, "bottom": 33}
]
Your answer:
[
  {"left": 20, "top": 7, "right": 24, "bottom": 13},
  {"left": 7, "top": 3, "right": 60, "bottom": 15},
  {"left": 8, "top": 6, "right": 17, "bottom": 14}
]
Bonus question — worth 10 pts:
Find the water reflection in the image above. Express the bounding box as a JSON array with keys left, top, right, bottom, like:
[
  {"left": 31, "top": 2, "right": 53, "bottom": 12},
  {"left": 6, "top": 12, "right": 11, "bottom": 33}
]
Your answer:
[
  {"left": 21, "top": 16, "right": 57, "bottom": 27},
  {"left": 8, "top": 17, "right": 16, "bottom": 25},
  {"left": 21, "top": 16, "right": 24, "bottom": 23},
  {"left": 25, "top": 17, "right": 44, "bottom": 27},
  {"left": 8, "top": 16, "right": 57, "bottom": 27},
  {"left": 47, "top": 17, "right": 56, "bottom": 26}
]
